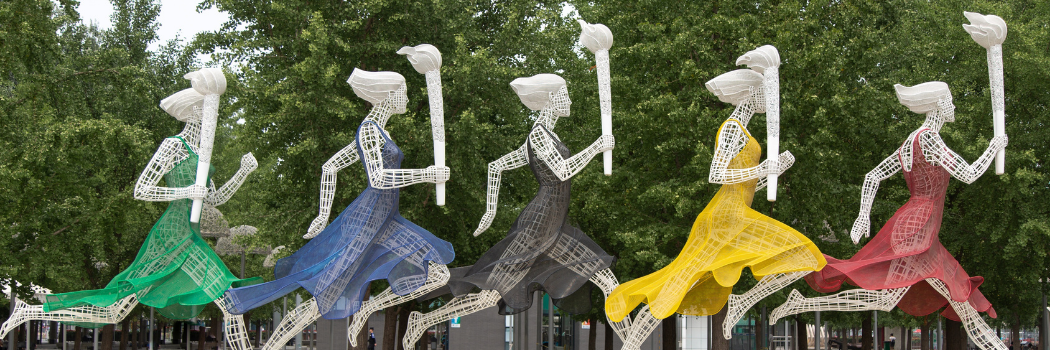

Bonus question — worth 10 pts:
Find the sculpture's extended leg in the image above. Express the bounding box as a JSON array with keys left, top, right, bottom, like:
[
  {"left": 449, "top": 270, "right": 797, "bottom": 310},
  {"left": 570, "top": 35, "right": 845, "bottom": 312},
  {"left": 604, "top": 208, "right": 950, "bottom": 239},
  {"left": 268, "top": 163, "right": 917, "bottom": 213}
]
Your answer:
[
  {"left": 0, "top": 295, "right": 139, "bottom": 338},
  {"left": 589, "top": 269, "right": 633, "bottom": 342},
  {"left": 723, "top": 271, "right": 808, "bottom": 339},
  {"left": 401, "top": 290, "right": 501, "bottom": 350},
  {"left": 347, "top": 263, "right": 451, "bottom": 346},
  {"left": 216, "top": 297, "right": 256, "bottom": 350},
  {"left": 925, "top": 278, "right": 1006, "bottom": 350},
  {"left": 768, "top": 286, "right": 910, "bottom": 326},
  {"left": 621, "top": 305, "right": 661, "bottom": 350},
  {"left": 260, "top": 298, "right": 321, "bottom": 350}
]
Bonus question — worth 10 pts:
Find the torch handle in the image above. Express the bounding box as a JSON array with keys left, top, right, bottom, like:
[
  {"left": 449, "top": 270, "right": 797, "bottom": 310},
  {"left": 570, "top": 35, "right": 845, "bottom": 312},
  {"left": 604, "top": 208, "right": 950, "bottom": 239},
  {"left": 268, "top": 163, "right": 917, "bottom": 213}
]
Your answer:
[
  {"left": 190, "top": 94, "right": 220, "bottom": 224},
  {"left": 988, "top": 45, "right": 1005, "bottom": 175},
  {"left": 765, "top": 67, "right": 780, "bottom": 202},
  {"left": 425, "top": 70, "right": 446, "bottom": 206},
  {"left": 596, "top": 50, "right": 613, "bottom": 175}
]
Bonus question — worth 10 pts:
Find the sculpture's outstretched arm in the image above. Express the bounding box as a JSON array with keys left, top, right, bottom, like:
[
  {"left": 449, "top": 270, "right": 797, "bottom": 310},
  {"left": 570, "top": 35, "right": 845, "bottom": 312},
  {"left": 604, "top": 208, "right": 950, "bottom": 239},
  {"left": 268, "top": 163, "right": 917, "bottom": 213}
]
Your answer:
[
  {"left": 304, "top": 143, "right": 361, "bottom": 238},
  {"left": 359, "top": 123, "right": 449, "bottom": 190},
  {"left": 134, "top": 138, "right": 204, "bottom": 201},
  {"left": 851, "top": 151, "right": 902, "bottom": 243},
  {"left": 473, "top": 144, "right": 528, "bottom": 237},
  {"left": 919, "top": 132, "right": 1008, "bottom": 184},
  {"left": 709, "top": 121, "right": 790, "bottom": 185},
  {"left": 528, "top": 127, "right": 614, "bottom": 182},
  {"left": 205, "top": 153, "right": 258, "bottom": 207}
]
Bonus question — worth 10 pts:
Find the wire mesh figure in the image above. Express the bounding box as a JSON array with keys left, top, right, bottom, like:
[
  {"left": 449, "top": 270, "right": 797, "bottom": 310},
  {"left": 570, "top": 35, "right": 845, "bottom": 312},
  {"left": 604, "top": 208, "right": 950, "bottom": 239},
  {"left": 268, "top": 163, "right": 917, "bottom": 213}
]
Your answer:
[
  {"left": 605, "top": 46, "right": 828, "bottom": 343},
  {"left": 768, "top": 82, "right": 1008, "bottom": 350},
  {"left": 0, "top": 70, "right": 261, "bottom": 339},
  {"left": 220, "top": 69, "right": 453, "bottom": 350},
  {"left": 400, "top": 73, "right": 637, "bottom": 349}
]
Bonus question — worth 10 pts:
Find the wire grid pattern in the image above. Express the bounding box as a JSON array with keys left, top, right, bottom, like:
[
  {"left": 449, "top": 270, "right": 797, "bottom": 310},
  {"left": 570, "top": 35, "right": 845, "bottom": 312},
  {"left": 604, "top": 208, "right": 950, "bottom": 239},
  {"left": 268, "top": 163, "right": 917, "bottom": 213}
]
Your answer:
[
  {"left": 347, "top": 263, "right": 450, "bottom": 347},
  {"left": 771, "top": 92, "right": 1007, "bottom": 350},
  {"left": 606, "top": 116, "right": 821, "bottom": 324},
  {"left": 224, "top": 93, "right": 452, "bottom": 321},
  {"left": 4, "top": 77, "right": 258, "bottom": 334}
]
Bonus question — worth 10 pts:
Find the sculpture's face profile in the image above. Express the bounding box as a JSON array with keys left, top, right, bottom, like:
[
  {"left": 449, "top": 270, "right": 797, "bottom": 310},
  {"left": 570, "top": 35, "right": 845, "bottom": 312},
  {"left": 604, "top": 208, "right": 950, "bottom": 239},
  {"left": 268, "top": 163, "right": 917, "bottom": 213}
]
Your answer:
[
  {"left": 550, "top": 88, "right": 571, "bottom": 117},
  {"left": 390, "top": 84, "right": 408, "bottom": 114},
  {"left": 939, "top": 94, "right": 956, "bottom": 123}
]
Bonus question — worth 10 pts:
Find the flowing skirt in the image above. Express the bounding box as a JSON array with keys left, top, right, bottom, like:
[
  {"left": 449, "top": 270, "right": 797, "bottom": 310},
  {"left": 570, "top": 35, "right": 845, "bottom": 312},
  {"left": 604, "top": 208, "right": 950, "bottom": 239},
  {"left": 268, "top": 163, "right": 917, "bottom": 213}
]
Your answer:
[{"left": 224, "top": 187, "right": 454, "bottom": 319}]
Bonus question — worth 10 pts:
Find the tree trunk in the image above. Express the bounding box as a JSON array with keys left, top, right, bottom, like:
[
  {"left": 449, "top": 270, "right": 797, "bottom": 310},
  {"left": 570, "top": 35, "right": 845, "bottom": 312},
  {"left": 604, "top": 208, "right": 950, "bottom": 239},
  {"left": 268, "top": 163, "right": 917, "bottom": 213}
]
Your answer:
[
  {"left": 396, "top": 303, "right": 412, "bottom": 350},
  {"left": 50, "top": 322, "right": 58, "bottom": 344},
  {"left": 74, "top": 327, "right": 83, "bottom": 350},
  {"left": 120, "top": 319, "right": 129, "bottom": 350},
  {"left": 663, "top": 315, "right": 677, "bottom": 350},
  {"left": 604, "top": 320, "right": 614, "bottom": 350},
  {"left": 797, "top": 316, "right": 809, "bottom": 350},
  {"left": 757, "top": 309, "right": 766, "bottom": 350},
  {"left": 920, "top": 320, "right": 930, "bottom": 350},
  {"left": 383, "top": 307, "right": 398, "bottom": 350},
  {"left": 198, "top": 323, "right": 206, "bottom": 350},
  {"left": 863, "top": 313, "right": 873, "bottom": 350},
  {"left": 173, "top": 322, "right": 182, "bottom": 345},
  {"left": 101, "top": 324, "right": 115, "bottom": 350},
  {"left": 1013, "top": 314, "right": 1022, "bottom": 350},
  {"left": 131, "top": 318, "right": 139, "bottom": 350},
  {"left": 945, "top": 319, "right": 963, "bottom": 350},
  {"left": 713, "top": 307, "right": 730, "bottom": 350},
  {"left": 588, "top": 317, "right": 596, "bottom": 350}
]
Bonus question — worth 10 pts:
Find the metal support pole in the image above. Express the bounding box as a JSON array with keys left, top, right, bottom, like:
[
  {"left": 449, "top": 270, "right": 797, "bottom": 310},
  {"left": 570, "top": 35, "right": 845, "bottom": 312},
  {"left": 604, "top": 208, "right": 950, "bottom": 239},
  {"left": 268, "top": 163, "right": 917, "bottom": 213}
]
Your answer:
[
  {"left": 547, "top": 295, "right": 554, "bottom": 350},
  {"left": 150, "top": 308, "right": 154, "bottom": 350},
  {"left": 937, "top": 317, "right": 942, "bottom": 350},
  {"left": 1042, "top": 294, "right": 1049, "bottom": 350},
  {"left": 94, "top": 327, "right": 99, "bottom": 350},
  {"left": 816, "top": 311, "right": 821, "bottom": 350},
  {"left": 295, "top": 295, "right": 302, "bottom": 350}
]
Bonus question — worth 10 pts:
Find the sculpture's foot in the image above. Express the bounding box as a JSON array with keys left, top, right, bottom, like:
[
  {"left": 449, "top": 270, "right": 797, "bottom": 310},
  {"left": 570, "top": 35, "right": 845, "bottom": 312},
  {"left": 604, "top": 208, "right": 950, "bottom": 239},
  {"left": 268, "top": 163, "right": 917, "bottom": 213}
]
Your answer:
[
  {"left": 0, "top": 299, "right": 31, "bottom": 338},
  {"left": 769, "top": 289, "right": 805, "bottom": 325},
  {"left": 402, "top": 311, "right": 427, "bottom": 350}
]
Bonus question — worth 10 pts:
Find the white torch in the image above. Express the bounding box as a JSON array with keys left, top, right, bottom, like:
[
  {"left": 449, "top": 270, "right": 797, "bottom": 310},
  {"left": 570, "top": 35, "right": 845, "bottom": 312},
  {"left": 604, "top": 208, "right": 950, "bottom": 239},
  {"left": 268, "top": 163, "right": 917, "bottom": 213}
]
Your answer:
[
  {"left": 578, "top": 19, "right": 615, "bottom": 176},
  {"left": 737, "top": 45, "right": 781, "bottom": 201},
  {"left": 398, "top": 44, "right": 447, "bottom": 205},
  {"left": 963, "top": 11, "right": 1008, "bottom": 175},
  {"left": 185, "top": 68, "right": 227, "bottom": 225}
]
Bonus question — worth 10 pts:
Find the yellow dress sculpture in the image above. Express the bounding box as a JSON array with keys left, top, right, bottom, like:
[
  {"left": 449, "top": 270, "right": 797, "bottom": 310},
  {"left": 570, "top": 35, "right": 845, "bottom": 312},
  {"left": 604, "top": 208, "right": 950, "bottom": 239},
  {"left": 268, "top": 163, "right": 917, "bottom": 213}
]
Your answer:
[{"left": 607, "top": 118, "right": 826, "bottom": 321}]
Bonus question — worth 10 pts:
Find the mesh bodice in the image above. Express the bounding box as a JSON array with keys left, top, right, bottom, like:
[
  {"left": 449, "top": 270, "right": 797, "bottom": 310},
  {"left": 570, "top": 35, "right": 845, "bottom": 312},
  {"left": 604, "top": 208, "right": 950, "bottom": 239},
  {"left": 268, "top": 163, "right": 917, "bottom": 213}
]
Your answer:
[
  {"left": 165, "top": 137, "right": 213, "bottom": 188},
  {"left": 901, "top": 131, "right": 951, "bottom": 201},
  {"left": 718, "top": 119, "right": 762, "bottom": 206},
  {"left": 358, "top": 125, "right": 405, "bottom": 188}
]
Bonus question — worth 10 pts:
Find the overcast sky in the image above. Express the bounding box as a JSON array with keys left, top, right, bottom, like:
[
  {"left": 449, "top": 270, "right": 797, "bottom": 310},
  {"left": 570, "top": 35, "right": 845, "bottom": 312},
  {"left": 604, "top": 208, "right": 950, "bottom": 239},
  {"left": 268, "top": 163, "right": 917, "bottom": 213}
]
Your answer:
[{"left": 76, "top": 0, "right": 229, "bottom": 52}]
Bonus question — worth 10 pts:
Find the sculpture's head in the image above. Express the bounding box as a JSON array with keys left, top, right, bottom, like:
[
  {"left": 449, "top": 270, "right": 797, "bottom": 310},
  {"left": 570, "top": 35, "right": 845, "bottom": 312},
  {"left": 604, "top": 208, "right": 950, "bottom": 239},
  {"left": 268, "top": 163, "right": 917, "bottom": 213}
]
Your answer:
[
  {"left": 894, "top": 82, "right": 954, "bottom": 123},
  {"left": 347, "top": 69, "right": 408, "bottom": 114},
  {"left": 705, "top": 69, "right": 766, "bottom": 113},
  {"left": 159, "top": 88, "right": 205, "bottom": 123},
  {"left": 510, "top": 73, "right": 570, "bottom": 117}
]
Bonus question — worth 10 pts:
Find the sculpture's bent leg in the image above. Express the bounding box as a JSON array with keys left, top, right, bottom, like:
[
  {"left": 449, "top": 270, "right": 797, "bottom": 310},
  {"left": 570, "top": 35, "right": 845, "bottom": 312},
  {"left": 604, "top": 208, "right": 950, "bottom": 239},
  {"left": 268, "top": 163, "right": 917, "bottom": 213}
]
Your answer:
[
  {"left": 216, "top": 297, "right": 257, "bottom": 350},
  {"left": 926, "top": 278, "right": 1005, "bottom": 350},
  {"left": 723, "top": 271, "right": 808, "bottom": 339},
  {"left": 401, "top": 290, "right": 501, "bottom": 350},
  {"left": 589, "top": 269, "right": 634, "bottom": 342},
  {"left": 347, "top": 263, "right": 451, "bottom": 346},
  {"left": 768, "top": 286, "right": 909, "bottom": 326},
  {"left": 621, "top": 305, "right": 661, "bottom": 350},
  {"left": 260, "top": 297, "right": 321, "bottom": 350},
  {"left": 0, "top": 295, "right": 139, "bottom": 338}
]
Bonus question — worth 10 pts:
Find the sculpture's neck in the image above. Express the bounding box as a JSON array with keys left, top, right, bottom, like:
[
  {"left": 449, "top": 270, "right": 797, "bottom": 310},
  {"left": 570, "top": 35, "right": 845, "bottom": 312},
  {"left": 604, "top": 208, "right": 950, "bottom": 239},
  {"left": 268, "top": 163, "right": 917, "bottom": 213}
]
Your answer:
[
  {"left": 177, "top": 117, "right": 202, "bottom": 149},
  {"left": 535, "top": 108, "right": 559, "bottom": 130},
  {"left": 921, "top": 111, "right": 944, "bottom": 132},
  {"left": 365, "top": 100, "right": 395, "bottom": 129}
]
